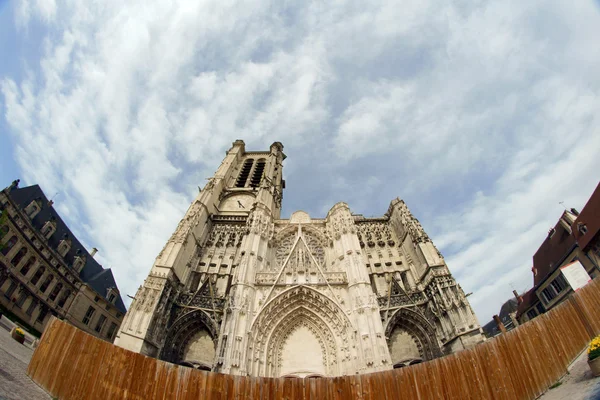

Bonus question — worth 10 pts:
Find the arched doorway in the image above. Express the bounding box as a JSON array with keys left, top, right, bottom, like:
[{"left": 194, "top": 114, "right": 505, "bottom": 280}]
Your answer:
[
  {"left": 250, "top": 286, "right": 352, "bottom": 377},
  {"left": 385, "top": 308, "right": 442, "bottom": 366},
  {"left": 160, "top": 310, "right": 219, "bottom": 371}
]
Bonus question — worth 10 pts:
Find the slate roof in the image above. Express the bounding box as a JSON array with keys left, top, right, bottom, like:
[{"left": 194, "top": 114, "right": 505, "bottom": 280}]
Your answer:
[{"left": 7, "top": 184, "right": 126, "bottom": 313}]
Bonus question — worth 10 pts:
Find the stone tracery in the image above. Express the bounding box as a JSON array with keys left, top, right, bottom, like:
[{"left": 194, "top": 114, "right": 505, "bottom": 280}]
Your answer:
[{"left": 250, "top": 285, "right": 351, "bottom": 377}]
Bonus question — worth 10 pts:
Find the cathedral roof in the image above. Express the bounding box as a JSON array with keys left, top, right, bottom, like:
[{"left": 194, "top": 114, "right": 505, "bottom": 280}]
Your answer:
[{"left": 7, "top": 184, "right": 126, "bottom": 313}]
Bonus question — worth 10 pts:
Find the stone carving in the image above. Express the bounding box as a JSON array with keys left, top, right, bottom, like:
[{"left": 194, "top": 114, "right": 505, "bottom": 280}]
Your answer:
[
  {"left": 356, "top": 221, "right": 396, "bottom": 248},
  {"left": 115, "top": 142, "right": 482, "bottom": 377},
  {"left": 246, "top": 209, "right": 274, "bottom": 240},
  {"left": 204, "top": 224, "right": 246, "bottom": 248}
]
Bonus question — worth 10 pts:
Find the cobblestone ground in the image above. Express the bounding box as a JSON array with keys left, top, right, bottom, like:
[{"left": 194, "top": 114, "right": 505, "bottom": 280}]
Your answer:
[
  {"left": 0, "top": 318, "right": 50, "bottom": 400},
  {"left": 539, "top": 350, "right": 600, "bottom": 400}
]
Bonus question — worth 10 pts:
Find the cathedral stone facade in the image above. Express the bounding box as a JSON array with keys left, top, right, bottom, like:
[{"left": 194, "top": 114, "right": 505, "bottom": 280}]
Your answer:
[{"left": 114, "top": 140, "right": 483, "bottom": 377}]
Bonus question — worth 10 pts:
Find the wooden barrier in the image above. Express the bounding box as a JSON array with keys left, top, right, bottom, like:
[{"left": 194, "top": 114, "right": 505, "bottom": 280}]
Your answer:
[{"left": 28, "top": 278, "right": 600, "bottom": 399}]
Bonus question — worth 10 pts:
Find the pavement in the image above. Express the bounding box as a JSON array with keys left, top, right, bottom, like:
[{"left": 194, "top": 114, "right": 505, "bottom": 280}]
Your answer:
[
  {"left": 538, "top": 350, "right": 600, "bottom": 400},
  {"left": 0, "top": 316, "right": 50, "bottom": 400}
]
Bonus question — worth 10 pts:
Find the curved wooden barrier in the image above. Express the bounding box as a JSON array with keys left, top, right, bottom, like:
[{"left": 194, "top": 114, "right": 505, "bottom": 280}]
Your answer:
[{"left": 28, "top": 278, "right": 600, "bottom": 399}]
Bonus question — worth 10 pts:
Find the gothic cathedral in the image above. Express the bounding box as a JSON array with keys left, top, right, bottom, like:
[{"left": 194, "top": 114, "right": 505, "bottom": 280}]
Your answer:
[{"left": 114, "top": 140, "right": 483, "bottom": 377}]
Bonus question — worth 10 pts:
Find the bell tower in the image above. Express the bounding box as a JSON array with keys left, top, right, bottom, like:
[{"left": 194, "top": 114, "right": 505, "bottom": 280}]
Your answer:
[
  {"left": 216, "top": 141, "right": 285, "bottom": 219},
  {"left": 114, "top": 140, "right": 285, "bottom": 357}
]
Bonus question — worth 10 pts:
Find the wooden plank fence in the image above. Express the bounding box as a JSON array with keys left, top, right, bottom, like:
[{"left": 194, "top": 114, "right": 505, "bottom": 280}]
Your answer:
[{"left": 28, "top": 278, "right": 600, "bottom": 399}]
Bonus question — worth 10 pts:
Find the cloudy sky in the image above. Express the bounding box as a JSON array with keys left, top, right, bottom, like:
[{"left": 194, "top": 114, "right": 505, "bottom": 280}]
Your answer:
[{"left": 1, "top": 0, "right": 599, "bottom": 324}]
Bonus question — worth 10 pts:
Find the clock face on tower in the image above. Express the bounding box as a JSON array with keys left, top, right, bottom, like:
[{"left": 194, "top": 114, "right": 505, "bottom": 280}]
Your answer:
[{"left": 219, "top": 193, "right": 255, "bottom": 212}]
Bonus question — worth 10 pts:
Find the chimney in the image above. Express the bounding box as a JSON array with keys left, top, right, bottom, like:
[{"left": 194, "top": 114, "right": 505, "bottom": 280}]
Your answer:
[
  {"left": 48, "top": 200, "right": 54, "bottom": 207},
  {"left": 513, "top": 290, "right": 523, "bottom": 305},
  {"left": 493, "top": 315, "right": 507, "bottom": 334},
  {"left": 90, "top": 247, "right": 98, "bottom": 257}
]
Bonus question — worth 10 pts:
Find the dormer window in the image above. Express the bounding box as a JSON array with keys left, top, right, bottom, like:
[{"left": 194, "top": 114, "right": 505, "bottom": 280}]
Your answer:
[
  {"left": 25, "top": 199, "right": 42, "bottom": 219},
  {"left": 106, "top": 287, "right": 119, "bottom": 305},
  {"left": 578, "top": 222, "right": 588, "bottom": 236},
  {"left": 73, "top": 251, "right": 86, "bottom": 273},
  {"left": 58, "top": 235, "right": 71, "bottom": 257},
  {"left": 41, "top": 221, "right": 56, "bottom": 239}
]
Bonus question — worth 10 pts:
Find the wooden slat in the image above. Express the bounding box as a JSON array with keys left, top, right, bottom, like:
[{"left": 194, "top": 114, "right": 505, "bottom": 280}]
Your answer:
[{"left": 26, "top": 278, "right": 600, "bottom": 400}]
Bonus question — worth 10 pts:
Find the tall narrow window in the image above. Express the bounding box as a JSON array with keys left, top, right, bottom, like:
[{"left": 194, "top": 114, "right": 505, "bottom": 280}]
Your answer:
[
  {"left": 49, "top": 283, "right": 62, "bottom": 301},
  {"left": 20, "top": 257, "right": 36, "bottom": 276},
  {"left": 235, "top": 159, "right": 254, "bottom": 187},
  {"left": 106, "top": 322, "right": 117, "bottom": 339},
  {"left": 26, "top": 299, "right": 38, "bottom": 316},
  {"left": 95, "top": 314, "right": 107, "bottom": 333},
  {"left": 57, "top": 290, "right": 71, "bottom": 308},
  {"left": 1, "top": 235, "right": 17, "bottom": 256},
  {"left": 37, "top": 307, "right": 48, "bottom": 323},
  {"left": 16, "top": 291, "right": 27, "bottom": 308},
  {"left": 40, "top": 275, "right": 54, "bottom": 293},
  {"left": 4, "top": 280, "right": 16, "bottom": 299},
  {"left": 11, "top": 247, "right": 28, "bottom": 266},
  {"left": 249, "top": 160, "right": 266, "bottom": 187},
  {"left": 82, "top": 306, "right": 96, "bottom": 325},
  {"left": 31, "top": 266, "right": 45, "bottom": 285}
]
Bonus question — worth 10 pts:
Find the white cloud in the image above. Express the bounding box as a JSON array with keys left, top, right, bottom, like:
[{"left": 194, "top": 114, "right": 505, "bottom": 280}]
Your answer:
[{"left": 2, "top": 0, "right": 600, "bottom": 326}]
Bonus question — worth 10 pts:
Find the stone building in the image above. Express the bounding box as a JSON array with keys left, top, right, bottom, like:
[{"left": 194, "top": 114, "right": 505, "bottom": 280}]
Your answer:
[
  {"left": 115, "top": 140, "right": 483, "bottom": 377},
  {"left": 0, "top": 181, "right": 126, "bottom": 341}
]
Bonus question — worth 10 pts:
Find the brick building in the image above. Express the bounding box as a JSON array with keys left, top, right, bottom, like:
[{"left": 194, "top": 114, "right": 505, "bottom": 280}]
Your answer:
[{"left": 517, "top": 182, "right": 600, "bottom": 323}]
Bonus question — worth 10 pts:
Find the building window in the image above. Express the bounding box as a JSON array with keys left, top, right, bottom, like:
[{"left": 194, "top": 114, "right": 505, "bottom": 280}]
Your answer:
[
  {"left": 249, "top": 159, "right": 266, "bottom": 187},
  {"left": 41, "top": 221, "right": 56, "bottom": 238},
  {"left": 541, "top": 287, "right": 557, "bottom": 304},
  {"left": 49, "top": 283, "right": 62, "bottom": 301},
  {"left": 106, "top": 322, "right": 117, "bottom": 340},
  {"left": 527, "top": 309, "right": 538, "bottom": 320},
  {"left": 551, "top": 275, "right": 568, "bottom": 294},
  {"left": 235, "top": 159, "right": 254, "bottom": 187},
  {"left": 26, "top": 299, "right": 38, "bottom": 316},
  {"left": 73, "top": 256, "right": 85, "bottom": 272},
  {"left": 25, "top": 200, "right": 40, "bottom": 218},
  {"left": 37, "top": 307, "right": 48, "bottom": 323},
  {"left": 30, "top": 266, "right": 45, "bottom": 285},
  {"left": 39, "top": 275, "right": 54, "bottom": 293},
  {"left": 4, "top": 280, "right": 17, "bottom": 299},
  {"left": 95, "top": 314, "right": 107, "bottom": 333},
  {"left": 108, "top": 293, "right": 116, "bottom": 304},
  {"left": 11, "top": 247, "right": 28, "bottom": 266},
  {"left": 25, "top": 200, "right": 41, "bottom": 218},
  {"left": 58, "top": 239, "right": 71, "bottom": 257},
  {"left": 536, "top": 303, "right": 545, "bottom": 314},
  {"left": 82, "top": 306, "right": 95, "bottom": 325},
  {"left": 19, "top": 257, "right": 36, "bottom": 276},
  {"left": 16, "top": 291, "right": 28, "bottom": 308},
  {"left": 57, "top": 290, "right": 71, "bottom": 308},
  {"left": 1, "top": 235, "right": 17, "bottom": 256},
  {"left": 94, "top": 296, "right": 100, "bottom": 302}
]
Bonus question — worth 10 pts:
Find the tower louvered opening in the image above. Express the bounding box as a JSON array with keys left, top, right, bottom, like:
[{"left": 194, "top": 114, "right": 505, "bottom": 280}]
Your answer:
[
  {"left": 250, "top": 160, "right": 266, "bottom": 187},
  {"left": 236, "top": 159, "right": 254, "bottom": 187}
]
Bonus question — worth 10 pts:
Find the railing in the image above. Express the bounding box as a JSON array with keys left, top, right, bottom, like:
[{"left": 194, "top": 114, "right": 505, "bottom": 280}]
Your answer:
[{"left": 27, "top": 278, "right": 600, "bottom": 399}]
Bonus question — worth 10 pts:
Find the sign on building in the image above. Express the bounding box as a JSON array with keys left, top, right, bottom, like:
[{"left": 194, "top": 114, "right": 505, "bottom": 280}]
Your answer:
[{"left": 561, "top": 260, "right": 591, "bottom": 291}]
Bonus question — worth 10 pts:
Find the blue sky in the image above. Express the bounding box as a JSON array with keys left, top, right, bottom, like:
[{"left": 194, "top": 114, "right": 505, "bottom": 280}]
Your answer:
[{"left": 1, "top": 0, "right": 600, "bottom": 323}]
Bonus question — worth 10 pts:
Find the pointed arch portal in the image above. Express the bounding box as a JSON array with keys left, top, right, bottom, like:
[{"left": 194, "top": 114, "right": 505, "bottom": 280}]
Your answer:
[
  {"left": 385, "top": 308, "right": 442, "bottom": 366},
  {"left": 250, "top": 286, "right": 352, "bottom": 377},
  {"left": 160, "top": 310, "right": 219, "bottom": 370}
]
